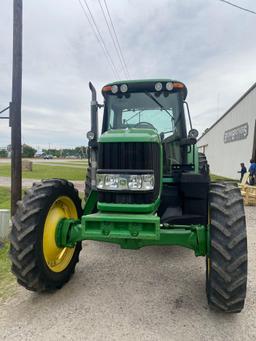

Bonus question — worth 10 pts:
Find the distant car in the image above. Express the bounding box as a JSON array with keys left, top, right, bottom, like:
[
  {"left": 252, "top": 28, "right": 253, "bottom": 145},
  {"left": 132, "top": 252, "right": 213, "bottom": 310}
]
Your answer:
[
  {"left": 44, "top": 155, "right": 53, "bottom": 160},
  {"left": 34, "top": 152, "right": 46, "bottom": 158}
]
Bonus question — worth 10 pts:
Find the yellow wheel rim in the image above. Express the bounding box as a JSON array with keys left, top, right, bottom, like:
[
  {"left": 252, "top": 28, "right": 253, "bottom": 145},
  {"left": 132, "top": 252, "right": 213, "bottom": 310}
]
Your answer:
[{"left": 43, "top": 196, "right": 78, "bottom": 272}]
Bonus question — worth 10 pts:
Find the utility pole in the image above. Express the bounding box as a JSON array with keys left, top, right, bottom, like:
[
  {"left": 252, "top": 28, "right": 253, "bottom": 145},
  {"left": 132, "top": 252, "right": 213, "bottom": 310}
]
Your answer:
[{"left": 11, "top": 0, "right": 23, "bottom": 215}]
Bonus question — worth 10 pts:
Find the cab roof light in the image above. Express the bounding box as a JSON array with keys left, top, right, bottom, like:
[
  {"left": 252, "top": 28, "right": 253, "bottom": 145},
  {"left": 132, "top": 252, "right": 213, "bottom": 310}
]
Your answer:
[
  {"left": 120, "top": 84, "right": 128, "bottom": 93},
  {"left": 102, "top": 85, "right": 112, "bottom": 92},
  {"left": 155, "top": 82, "right": 163, "bottom": 91},
  {"left": 111, "top": 85, "right": 119, "bottom": 94},
  {"left": 166, "top": 82, "right": 174, "bottom": 91},
  {"left": 173, "top": 82, "right": 184, "bottom": 89}
]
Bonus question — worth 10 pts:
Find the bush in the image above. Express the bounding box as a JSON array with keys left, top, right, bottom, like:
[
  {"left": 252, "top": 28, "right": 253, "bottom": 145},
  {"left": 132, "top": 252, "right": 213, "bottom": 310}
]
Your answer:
[{"left": 0, "top": 149, "right": 8, "bottom": 158}]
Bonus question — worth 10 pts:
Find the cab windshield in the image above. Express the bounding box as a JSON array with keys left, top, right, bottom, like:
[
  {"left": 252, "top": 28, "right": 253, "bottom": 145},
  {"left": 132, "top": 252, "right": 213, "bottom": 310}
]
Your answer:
[{"left": 106, "top": 92, "right": 183, "bottom": 138}]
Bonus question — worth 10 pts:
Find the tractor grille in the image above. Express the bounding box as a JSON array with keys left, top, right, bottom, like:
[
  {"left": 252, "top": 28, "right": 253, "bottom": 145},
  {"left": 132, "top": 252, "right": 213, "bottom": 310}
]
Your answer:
[{"left": 97, "top": 142, "right": 160, "bottom": 204}]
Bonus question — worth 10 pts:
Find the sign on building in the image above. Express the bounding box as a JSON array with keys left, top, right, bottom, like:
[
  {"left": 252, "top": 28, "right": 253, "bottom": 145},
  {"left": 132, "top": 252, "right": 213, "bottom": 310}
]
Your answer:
[{"left": 224, "top": 123, "right": 249, "bottom": 143}]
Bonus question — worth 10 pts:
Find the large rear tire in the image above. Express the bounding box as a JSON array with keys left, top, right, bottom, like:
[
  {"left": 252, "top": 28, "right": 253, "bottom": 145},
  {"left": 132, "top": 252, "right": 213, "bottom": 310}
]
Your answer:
[
  {"left": 9, "top": 179, "right": 82, "bottom": 292},
  {"left": 199, "top": 152, "right": 209, "bottom": 176},
  {"left": 206, "top": 182, "right": 247, "bottom": 312}
]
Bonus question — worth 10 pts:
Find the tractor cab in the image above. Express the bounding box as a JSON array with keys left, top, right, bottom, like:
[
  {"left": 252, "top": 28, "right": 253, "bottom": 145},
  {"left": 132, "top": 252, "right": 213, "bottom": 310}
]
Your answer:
[
  {"left": 101, "top": 80, "right": 191, "bottom": 173},
  {"left": 101, "top": 80, "right": 187, "bottom": 134},
  {"left": 93, "top": 80, "right": 198, "bottom": 179}
]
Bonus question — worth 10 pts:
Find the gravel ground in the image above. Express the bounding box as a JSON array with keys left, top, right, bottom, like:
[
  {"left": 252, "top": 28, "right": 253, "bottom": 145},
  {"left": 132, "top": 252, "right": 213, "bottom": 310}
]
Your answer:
[
  {"left": 0, "top": 177, "right": 85, "bottom": 192},
  {"left": 0, "top": 206, "right": 255, "bottom": 341}
]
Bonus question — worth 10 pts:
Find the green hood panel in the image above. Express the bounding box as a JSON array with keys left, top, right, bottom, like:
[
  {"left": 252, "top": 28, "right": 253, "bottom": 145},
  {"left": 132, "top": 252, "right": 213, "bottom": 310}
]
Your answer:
[{"left": 99, "top": 128, "right": 161, "bottom": 143}]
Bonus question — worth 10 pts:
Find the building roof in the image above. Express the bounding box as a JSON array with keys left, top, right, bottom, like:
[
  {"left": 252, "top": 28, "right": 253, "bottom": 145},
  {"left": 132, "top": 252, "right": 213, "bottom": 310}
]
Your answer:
[{"left": 198, "top": 82, "right": 256, "bottom": 141}]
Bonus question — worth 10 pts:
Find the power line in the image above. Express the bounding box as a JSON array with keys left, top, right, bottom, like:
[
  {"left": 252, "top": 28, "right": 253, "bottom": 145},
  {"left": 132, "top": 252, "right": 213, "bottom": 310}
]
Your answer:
[
  {"left": 97, "top": 0, "right": 129, "bottom": 79},
  {"left": 0, "top": 105, "right": 10, "bottom": 120},
  {"left": 82, "top": 0, "right": 121, "bottom": 79},
  {"left": 79, "top": 0, "right": 120, "bottom": 79},
  {"left": 103, "top": 0, "right": 131, "bottom": 79},
  {"left": 219, "top": 0, "right": 256, "bottom": 15},
  {"left": 0, "top": 106, "right": 10, "bottom": 115},
  {"left": 78, "top": 0, "right": 120, "bottom": 79}
]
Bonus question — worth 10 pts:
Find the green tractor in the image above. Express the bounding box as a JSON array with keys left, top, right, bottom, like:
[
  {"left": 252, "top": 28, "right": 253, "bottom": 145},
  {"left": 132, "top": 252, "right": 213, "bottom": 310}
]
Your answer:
[{"left": 10, "top": 79, "right": 247, "bottom": 312}]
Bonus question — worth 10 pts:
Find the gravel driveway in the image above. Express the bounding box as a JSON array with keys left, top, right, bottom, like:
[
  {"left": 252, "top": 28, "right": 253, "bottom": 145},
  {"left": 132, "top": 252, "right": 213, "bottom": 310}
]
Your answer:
[
  {"left": 0, "top": 207, "right": 255, "bottom": 341},
  {"left": 0, "top": 176, "right": 84, "bottom": 192}
]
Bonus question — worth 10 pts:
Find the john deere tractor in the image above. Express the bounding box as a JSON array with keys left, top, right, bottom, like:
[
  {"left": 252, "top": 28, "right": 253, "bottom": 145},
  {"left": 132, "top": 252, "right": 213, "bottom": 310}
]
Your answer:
[{"left": 10, "top": 79, "right": 247, "bottom": 313}]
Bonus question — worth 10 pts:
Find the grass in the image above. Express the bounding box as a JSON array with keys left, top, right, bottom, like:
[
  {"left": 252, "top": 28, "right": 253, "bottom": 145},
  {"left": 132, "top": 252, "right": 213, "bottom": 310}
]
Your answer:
[
  {"left": 36, "top": 161, "right": 88, "bottom": 168},
  {"left": 0, "top": 243, "right": 16, "bottom": 300},
  {"left": 0, "top": 163, "right": 86, "bottom": 181},
  {"left": 0, "top": 190, "right": 16, "bottom": 300},
  {"left": 0, "top": 186, "right": 11, "bottom": 209},
  {"left": 210, "top": 174, "right": 238, "bottom": 182}
]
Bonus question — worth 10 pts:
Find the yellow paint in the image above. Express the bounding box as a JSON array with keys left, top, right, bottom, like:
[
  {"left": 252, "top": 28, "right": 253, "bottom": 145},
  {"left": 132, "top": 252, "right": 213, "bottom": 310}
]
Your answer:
[{"left": 43, "top": 196, "right": 77, "bottom": 272}]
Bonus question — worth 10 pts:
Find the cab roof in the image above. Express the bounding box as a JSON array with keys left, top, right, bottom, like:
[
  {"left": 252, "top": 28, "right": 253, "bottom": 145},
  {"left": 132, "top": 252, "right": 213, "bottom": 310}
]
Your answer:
[{"left": 102, "top": 79, "right": 188, "bottom": 99}]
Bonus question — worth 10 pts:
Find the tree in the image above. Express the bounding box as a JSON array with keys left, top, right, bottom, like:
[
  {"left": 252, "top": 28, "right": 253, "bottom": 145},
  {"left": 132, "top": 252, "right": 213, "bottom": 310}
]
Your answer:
[
  {"left": 22, "top": 144, "right": 36, "bottom": 158},
  {"left": 75, "top": 146, "right": 88, "bottom": 158},
  {"left": 42, "top": 149, "right": 61, "bottom": 158},
  {"left": 0, "top": 149, "right": 8, "bottom": 158}
]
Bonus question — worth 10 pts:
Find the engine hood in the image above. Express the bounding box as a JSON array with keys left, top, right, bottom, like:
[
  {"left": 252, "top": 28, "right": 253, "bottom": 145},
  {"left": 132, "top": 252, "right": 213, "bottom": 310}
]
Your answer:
[{"left": 99, "top": 128, "right": 161, "bottom": 143}]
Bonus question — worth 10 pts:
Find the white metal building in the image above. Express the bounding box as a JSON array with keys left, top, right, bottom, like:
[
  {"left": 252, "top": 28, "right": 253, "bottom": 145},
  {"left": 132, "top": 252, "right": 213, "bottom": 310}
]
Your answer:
[{"left": 198, "top": 83, "right": 256, "bottom": 179}]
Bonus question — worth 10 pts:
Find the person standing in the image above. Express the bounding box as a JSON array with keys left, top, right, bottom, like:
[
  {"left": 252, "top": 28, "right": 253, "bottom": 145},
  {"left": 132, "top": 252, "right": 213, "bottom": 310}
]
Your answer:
[
  {"left": 249, "top": 159, "right": 256, "bottom": 185},
  {"left": 238, "top": 162, "right": 247, "bottom": 182}
]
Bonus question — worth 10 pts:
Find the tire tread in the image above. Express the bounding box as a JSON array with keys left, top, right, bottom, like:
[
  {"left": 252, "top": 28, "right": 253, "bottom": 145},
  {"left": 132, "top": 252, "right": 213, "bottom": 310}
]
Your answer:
[
  {"left": 207, "top": 182, "right": 247, "bottom": 313},
  {"left": 9, "top": 179, "right": 82, "bottom": 292}
]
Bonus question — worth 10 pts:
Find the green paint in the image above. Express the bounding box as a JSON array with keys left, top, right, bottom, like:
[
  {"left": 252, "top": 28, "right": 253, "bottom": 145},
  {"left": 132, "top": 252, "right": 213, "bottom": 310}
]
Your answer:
[
  {"left": 162, "top": 178, "right": 175, "bottom": 183},
  {"left": 98, "top": 198, "right": 160, "bottom": 214},
  {"left": 81, "top": 212, "right": 160, "bottom": 240},
  {"left": 187, "top": 145, "right": 199, "bottom": 173},
  {"left": 194, "top": 145, "right": 199, "bottom": 173},
  {"left": 56, "top": 213, "right": 206, "bottom": 256},
  {"left": 56, "top": 218, "right": 79, "bottom": 248},
  {"left": 99, "top": 128, "right": 161, "bottom": 143},
  {"left": 97, "top": 133, "right": 163, "bottom": 215},
  {"left": 207, "top": 223, "right": 211, "bottom": 256},
  {"left": 139, "top": 225, "right": 206, "bottom": 256},
  {"left": 83, "top": 190, "right": 98, "bottom": 215}
]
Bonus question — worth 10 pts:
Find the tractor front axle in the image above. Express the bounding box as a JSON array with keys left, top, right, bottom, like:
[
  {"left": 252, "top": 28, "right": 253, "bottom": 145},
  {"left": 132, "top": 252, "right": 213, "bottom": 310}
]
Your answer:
[{"left": 56, "top": 213, "right": 207, "bottom": 256}]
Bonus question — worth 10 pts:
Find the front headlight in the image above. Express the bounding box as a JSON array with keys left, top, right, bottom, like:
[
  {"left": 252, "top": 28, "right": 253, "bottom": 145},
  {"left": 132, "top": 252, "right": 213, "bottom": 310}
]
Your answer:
[{"left": 96, "top": 173, "right": 154, "bottom": 191}]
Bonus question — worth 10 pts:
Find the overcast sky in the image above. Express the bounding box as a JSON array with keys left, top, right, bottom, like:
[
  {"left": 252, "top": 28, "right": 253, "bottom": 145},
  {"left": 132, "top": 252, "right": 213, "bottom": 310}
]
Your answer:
[{"left": 0, "top": 0, "right": 256, "bottom": 149}]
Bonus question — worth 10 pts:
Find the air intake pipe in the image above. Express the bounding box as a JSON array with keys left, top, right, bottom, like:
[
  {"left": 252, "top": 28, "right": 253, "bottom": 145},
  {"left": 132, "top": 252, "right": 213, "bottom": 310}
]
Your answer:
[{"left": 88, "top": 81, "right": 99, "bottom": 190}]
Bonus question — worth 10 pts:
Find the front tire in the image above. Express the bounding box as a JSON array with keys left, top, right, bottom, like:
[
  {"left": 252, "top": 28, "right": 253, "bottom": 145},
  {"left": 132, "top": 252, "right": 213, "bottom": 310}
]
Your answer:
[
  {"left": 206, "top": 182, "right": 247, "bottom": 312},
  {"left": 10, "top": 179, "right": 82, "bottom": 292}
]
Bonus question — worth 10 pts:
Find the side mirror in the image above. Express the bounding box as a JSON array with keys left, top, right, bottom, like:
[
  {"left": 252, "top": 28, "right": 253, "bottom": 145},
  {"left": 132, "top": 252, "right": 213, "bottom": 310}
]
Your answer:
[{"left": 188, "top": 129, "right": 199, "bottom": 139}]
